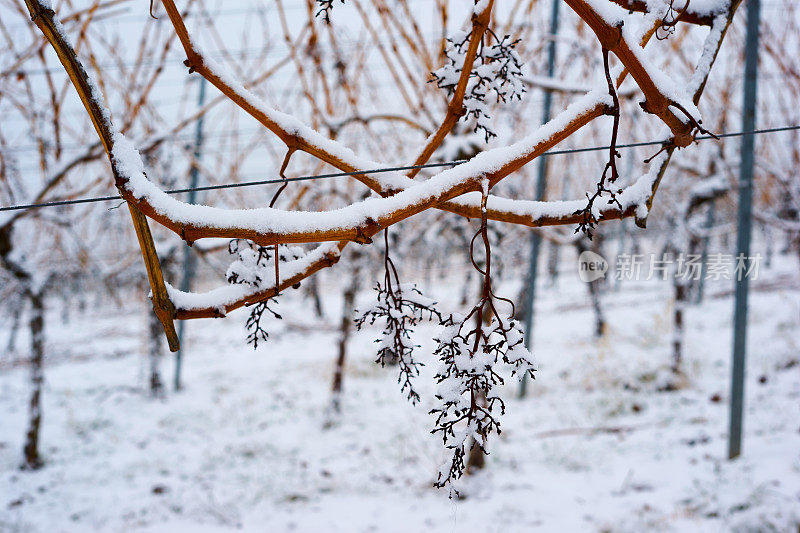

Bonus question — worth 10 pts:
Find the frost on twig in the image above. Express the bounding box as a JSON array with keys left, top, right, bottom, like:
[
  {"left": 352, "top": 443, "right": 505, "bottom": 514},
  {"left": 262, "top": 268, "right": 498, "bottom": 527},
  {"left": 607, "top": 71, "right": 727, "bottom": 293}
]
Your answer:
[
  {"left": 430, "top": 184, "right": 536, "bottom": 492},
  {"left": 431, "top": 28, "right": 526, "bottom": 142},
  {"left": 356, "top": 231, "right": 442, "bottom": 404},
  {"left": 226, "top": 239, "right": 304, "bottom": 348}
]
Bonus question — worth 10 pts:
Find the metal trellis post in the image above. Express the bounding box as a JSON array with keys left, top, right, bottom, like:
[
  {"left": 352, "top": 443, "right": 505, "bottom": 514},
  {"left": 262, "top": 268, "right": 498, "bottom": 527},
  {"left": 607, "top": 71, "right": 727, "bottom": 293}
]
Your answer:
[
  {"left": 728, "top": 0, "right": 760, "bottom": 459},
  {"left": 174, "top": 77, "right": 207, "bottom": 391},
  {"left": 520, "top": 0, "right": 560, "bottom": 398}
]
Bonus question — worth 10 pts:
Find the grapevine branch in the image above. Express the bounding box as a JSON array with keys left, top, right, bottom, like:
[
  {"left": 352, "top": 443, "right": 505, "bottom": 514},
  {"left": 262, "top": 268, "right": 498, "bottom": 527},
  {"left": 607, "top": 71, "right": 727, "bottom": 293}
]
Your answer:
[
  {"left": 23, "top": 0, "right": 741, "bottom": 334},
  {"left": 21, "top": 0, "right": 742, "bottom": 491}
]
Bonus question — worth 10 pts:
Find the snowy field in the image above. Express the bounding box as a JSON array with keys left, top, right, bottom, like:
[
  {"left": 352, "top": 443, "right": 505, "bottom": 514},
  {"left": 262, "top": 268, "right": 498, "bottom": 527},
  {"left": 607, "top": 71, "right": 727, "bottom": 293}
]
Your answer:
[{"left": 1, "top": 255, "right": 799, "bottom": 532}]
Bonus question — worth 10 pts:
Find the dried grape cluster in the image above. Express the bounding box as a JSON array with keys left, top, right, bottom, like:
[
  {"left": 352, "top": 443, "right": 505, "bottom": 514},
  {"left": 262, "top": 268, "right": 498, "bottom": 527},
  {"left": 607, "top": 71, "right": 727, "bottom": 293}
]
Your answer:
[
  {"left": 361, "top": 187, "right": 536, "bottom": 492},
  {"left": 244, "top": 300, "right": 281, "bottom": 349},
  {"left": 431, "top": 28, "right": 526, "bottom": 142},
  {"left": 430, "top": 185, "right": 535, "bottom": 490},
  {"left": 226, "top": 239, "right": 304, "bottom": 288},
  {"left": 356, "top": 232, "right": 443, "bottom": 404},
  {"left": 226, "top": 239, "right": 304, "bottom": 348},
  {"left": 431, "top": 312, "right": 534, "bottom": 489},
  {"left": 314, "top": 0, "right": 344, "bottom": 23},
  {"left": 574, "top": 43, "right": 717, "bottom": 239}
]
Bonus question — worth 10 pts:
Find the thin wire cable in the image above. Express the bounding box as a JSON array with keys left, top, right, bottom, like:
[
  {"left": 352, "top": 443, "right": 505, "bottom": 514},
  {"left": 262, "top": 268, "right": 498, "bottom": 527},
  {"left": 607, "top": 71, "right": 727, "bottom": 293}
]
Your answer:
[
  {"left": 0, "top": 160, "right": 467, "bottom": 213},
  {"left": 1, "top": 124, "right": 798, "bottom": 213}
]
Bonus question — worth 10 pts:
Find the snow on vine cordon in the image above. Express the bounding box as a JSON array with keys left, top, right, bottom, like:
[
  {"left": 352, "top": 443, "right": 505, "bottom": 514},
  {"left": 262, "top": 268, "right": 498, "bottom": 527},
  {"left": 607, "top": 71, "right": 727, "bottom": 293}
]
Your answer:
[{"left": 107, "top": 56, "right": 622, "bottom": 241}]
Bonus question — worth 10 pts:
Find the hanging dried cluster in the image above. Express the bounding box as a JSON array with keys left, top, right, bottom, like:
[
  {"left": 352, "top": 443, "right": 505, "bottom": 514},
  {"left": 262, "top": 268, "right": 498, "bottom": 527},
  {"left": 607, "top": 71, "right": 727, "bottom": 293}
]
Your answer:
[
  {"left": 355, "top": 232, "right": 443, "bottom": 404},
  {"left": 226, "top": 240, "right": 306, "bottom": 348},
  {"left": 429, "top": 185, "right": 535, "bottom": 489},
  {"left": 357, "top": 189, "right": 536, "bottom": 490}
]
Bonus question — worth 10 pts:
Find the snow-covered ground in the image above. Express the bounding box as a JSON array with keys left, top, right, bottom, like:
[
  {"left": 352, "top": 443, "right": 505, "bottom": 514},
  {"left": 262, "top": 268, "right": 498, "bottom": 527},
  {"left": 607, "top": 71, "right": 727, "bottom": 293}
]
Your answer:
[{"left": 1, "top": 254, "right": 799, "bottom": 532}]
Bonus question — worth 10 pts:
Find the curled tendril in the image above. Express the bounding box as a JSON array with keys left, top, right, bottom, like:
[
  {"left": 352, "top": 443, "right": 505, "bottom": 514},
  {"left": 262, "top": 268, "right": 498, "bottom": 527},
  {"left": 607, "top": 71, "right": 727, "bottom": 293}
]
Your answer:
[
  {"left": 573, "top": 47, "right": 622, "bottom": 240},
  {"left": 656, "top": 0, "right": 691, "bottom": 40}
]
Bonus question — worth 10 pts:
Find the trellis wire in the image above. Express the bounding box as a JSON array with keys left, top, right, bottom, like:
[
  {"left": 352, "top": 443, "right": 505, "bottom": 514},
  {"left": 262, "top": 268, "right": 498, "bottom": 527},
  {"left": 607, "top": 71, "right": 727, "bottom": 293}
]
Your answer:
[{"left": 1, "top": 124, "right": 798, "bottom": 213}]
